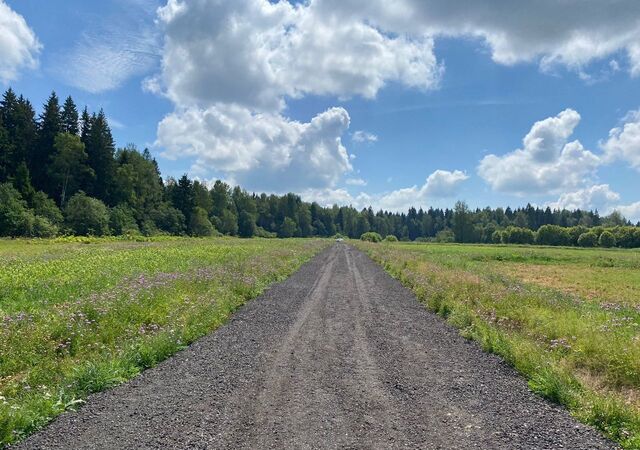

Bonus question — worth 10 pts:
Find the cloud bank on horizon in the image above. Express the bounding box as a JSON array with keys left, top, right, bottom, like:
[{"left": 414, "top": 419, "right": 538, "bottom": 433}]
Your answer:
[{"left": 2, "top": 0, "right": 640, "bottom": 219}]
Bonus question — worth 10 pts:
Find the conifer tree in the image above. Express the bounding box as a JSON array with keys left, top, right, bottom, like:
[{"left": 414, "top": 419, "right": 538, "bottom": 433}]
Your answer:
[
  {"left": 61, "top": 96, "right": 79, "bottom": 135},
  {"left": 80, "top": 107, "right": 91, "bottom": 143},
  {"left": 84, "top": 110, "right": 116, "bottom": 203},
  {"left": 1, "top": 90, "right": 37, "bottom": 177},
  {"left": 0, "top": 113, "right": 10, "bottom": 182},
  {"left": 33, "top": 92, "right": 61, "bottom": 193}
]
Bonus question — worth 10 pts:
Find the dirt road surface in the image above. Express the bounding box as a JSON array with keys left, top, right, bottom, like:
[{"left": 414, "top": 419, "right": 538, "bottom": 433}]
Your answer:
[{"left": 17, "top": 244, "right": 617, "bottom": 449}]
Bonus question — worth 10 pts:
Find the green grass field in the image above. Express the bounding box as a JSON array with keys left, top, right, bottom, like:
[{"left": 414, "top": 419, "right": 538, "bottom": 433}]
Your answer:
[
  {"left": 0, "top": 237, "right": 328, "bottom": 446},
  {"left": 355, "top": 241, "right": 640, "bottom": 448}
]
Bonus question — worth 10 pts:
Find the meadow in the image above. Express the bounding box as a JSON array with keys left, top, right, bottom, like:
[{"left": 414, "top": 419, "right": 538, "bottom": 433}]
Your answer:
[
  {"left": 355, "top": 241, "right": 640, "bottom": 448},
  {"left": 0, "top": 236, "right": 328, "bottom": 446}
]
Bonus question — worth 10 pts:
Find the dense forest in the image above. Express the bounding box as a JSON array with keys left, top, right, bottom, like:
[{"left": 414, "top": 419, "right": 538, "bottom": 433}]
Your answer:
[{"left": 1, "top": 88, "right": 639, "bottom": 248}]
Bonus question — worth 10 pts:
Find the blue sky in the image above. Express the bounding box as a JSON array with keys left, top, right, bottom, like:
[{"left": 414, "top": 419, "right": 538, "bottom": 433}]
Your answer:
[{"left": 2, "top": 0, "right": 640, "bottom": 219}]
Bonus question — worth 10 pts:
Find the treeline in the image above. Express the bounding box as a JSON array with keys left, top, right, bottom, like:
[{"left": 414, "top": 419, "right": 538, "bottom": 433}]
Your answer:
[{"left": 0, "top": 88, "right": 638, "bottom": 247}]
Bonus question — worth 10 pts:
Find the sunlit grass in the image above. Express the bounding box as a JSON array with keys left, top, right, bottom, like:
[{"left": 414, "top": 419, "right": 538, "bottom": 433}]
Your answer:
[
  {"left": 0, "top": 237, "right": 329, "bottom": 447},
  {"left": 356, "top": 241, "right": 640, "bottom": 449}
]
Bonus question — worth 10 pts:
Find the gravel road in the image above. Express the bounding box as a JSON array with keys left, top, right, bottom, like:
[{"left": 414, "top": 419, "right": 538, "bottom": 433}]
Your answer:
[{"left": 18, "top": 243, "right": 617, "bottom": 449}]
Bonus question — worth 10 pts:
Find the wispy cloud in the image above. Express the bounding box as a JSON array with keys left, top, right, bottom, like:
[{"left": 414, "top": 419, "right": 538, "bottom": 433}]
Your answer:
[
  {"left": 352, "top": 130, "right": 378, "bottom": 143},
  {"left": 53, "top": 0, "right": 160, "bottom": 93},
  {"left": 345, "top": 177, "right": 367, "bottom": 186}
]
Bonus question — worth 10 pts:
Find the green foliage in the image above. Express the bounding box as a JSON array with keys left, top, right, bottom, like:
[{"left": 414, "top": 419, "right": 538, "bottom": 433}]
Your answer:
[
  {"left": 0, "top": 182, "right": 29, "bottom": 236},
  {"left": 32, "top": 215, "right": 58, "bottom": 238},
  {"left": 536, "top": 224, "right": 570, "bottom": 246},
  {"left": 255, "top": 226, "right": 277, "bottom": 238},
  {"left": 599, "top": 230, "right": 616, "bottom": 248},
  {"left": 360, "top": 231, "right": 382, "bottom": 242},
  {"left": 110, "top": 204, "right": 140, "bottom": 235},
  {"left": 217, "top": 209, "right": 238, "bottom": 236},
  {"left": 278, "top": 217, "right": 298, "bottom": 238},
  {"left": 502, "top": 226, "right": 535, "bottom": 245},
  {"left": 50, "top": 133, "right": 93, "bottom": 204},
  {"left": 83, "top": 110, "right": 116, "bottom": 202},
  {"left": 613, "top": 226, "right": 640, "bottom": 248},
  {"left": 384, "top": 234, "right": 398, "bottom": 242},
  {"left": 435, "top": 229, "right": 455, "bottom": 243},
  {"left": 64, "top": 192, "right": 110, "bottom": 236},
  {"left": 2, "top": 87, "right": 640, "bottom": 243},
  {"left": 151, "top": 203, "right": 185, "bottom": 235},
  {"left": 31, "top": 191, "right": 63, "bottom": 225},
  {"left": 189, "top": 207, "right": 216, "bottom": 237},
  {"left": 453, "top": 201, "right": 474, "bottom": 243},
  {"left": 577, "top": 232, "right": 598, "bottom": 247}
]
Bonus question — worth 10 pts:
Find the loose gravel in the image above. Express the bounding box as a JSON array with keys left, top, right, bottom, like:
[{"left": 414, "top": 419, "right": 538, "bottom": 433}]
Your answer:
[{"left": 17, "top": 243, "right": 618, "bottom": 449}]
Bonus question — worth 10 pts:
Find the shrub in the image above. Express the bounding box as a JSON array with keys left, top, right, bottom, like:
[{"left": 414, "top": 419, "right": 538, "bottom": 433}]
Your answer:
[
  {"left": 31, "top": 191, "right": 63, "bottom": 226},
  {"left": 503, "top": 226, "right": 535, "bottom": 245},
  {"left": 255, "top": 226, "right": 277, "bottom": 238},
  {"left": 64, "top": 192, "right": 110, "bottom": 236},
  {"left": 612, "top": 226, "right": 640, "bottom": 248},
  {"left": 0, "top": 183, "right": 29, "bottom": 236},
  {"left": 435, "top": 229, "right": 455, "bottom": 243},
  {"left": 598, "top": 231, "right": 616, "bottom": 248},
  {"left": 32, "top": 215, "right": 58, "bottom": 238},
  {"left": 567, "top": 226, "right": 588, "bottom": 246},
  {"left": 218, "top": 209, "right": 238, "bottom": 236},
  {"left": 536, "top": 225, "right": 570, "bottom": 246},
  {"left": 109, "top": 205, "right": 139, "bottom": 235},
  {"left": 384, "top": 234, "right": 398, "bottom": 242},
  {"left": 491, "top": 230, "right": 503, "bottom": 244},
  {"left": 278, "top": 217, "right": 298, "bottom": 238},
  {"left": 151, "top": 204, "right": 186, "bottom": 235},
  {"left": 577, "top": 232, "right": 598, "bottom": 247},
  {"left": 360, "top": 232, "right": 382, "bottom": 243},
  {"left": 189, "top": 207, "right": 216, "bottom": 237}
]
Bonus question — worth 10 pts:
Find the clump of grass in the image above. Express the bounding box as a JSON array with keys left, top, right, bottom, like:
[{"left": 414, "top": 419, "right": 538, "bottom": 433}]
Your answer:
[
  {"left": 0, "top": 237, "right": 328, "bottom": 447},
  {"left": 356, "top": 241, "right": 640, "bottom": 448}
]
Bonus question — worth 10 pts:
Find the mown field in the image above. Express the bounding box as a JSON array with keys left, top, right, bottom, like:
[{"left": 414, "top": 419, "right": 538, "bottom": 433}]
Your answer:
[
  {"left": 0, "top": 237, "right": 328, "bottom": 446},
  {"left": 355, "top": 241, "right": 640, "bottom": 448}
]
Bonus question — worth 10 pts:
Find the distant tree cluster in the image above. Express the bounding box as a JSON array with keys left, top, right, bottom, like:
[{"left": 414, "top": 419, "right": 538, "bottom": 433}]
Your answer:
[{"left": 1, "top": 88, "right": 638, "bottom": 247}]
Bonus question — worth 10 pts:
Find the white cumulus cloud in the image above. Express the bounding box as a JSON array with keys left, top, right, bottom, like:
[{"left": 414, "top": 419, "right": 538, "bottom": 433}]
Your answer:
[
  {"left": 318, "top": 0, "right": 640, "bottom": 76},
  {"left": 302, "top": 169, "right": 468, "bottom": 211},
  {"left": 154, "top": 0, "right": 442, "bottom": 111},
  {"left": 549, "top": 184, "right": 620, "bottom": 212},
  {"left": 478, "top": 109, "right": 600, "bottom": 196},
  {"left": 601, "top": 110, "right": 640, "bottom": 170},
  {"left": 157, "top": 105, "right": 352, "bottom": 192},
  {"left": 0, "top": 0, "right": 41, "bottom": 83},
  {"left": 616, "top": 202, "right": 640, "bottom": 223}
]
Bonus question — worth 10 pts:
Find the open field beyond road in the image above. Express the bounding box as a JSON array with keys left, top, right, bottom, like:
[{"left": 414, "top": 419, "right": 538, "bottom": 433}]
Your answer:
[
  {"left": 356, "top": 242, "right": 639, "bottom": 448},
  {"left": 15, "top": 243, "right": 616, "bottom": 449},
  {"left": 0, "top": 237, "right": 328, "bottom": 446}
]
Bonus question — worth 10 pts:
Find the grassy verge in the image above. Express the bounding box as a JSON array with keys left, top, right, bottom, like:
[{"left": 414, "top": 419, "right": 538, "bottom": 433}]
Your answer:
[
  {"left": 0, "top": 237, "right": 329, "bottom": 447},
  {"left": 355, "top": 241, "right": 640, "bottom": 449}
]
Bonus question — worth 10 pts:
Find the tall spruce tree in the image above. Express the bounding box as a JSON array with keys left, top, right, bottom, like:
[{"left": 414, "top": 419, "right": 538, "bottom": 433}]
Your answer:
[
  {"left": 0, "top": 112, "right": 10, "bottom": 182},
  {"left": 1, "top": 91, "right": 37, "bottom": 178},
  {"left": 61, "top": 96, "right": 79, "bottom": 135},
  {"left": 80, "top": 107, "right": 91, "bottom": 143},
  {"left": 33, "top": 92, "right": 61, "bottom": 193},
  {"left": 85, "top": 110, "right": 116, "bottom": 203}
]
